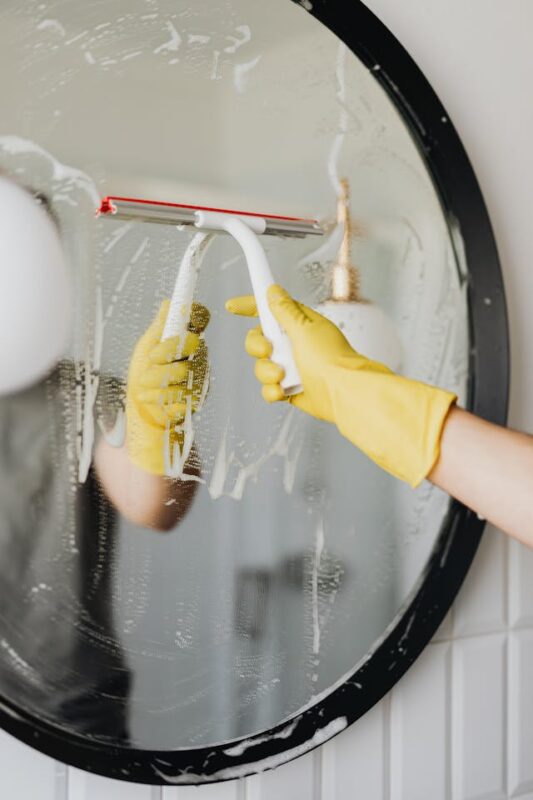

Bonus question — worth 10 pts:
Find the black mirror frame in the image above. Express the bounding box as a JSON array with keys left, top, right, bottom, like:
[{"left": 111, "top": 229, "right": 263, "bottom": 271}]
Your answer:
[{"left": 0, "top": 0, "right": 509, "bottom": 785}]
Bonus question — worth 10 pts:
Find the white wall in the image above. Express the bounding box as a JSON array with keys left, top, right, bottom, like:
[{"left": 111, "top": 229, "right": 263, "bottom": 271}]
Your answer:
[{"left": 1, "top": 1, "right": 532, "bottom": 797}]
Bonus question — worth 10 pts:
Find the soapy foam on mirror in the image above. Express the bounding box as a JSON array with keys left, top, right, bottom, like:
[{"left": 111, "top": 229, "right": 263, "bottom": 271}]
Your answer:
[
  {"left": 223, "top": 25, "right": 251, "bottom": 55},
  {"left": 233, "top": 55, "right": 261, "bottom": 94},
  {"left": 211, "top": 23, "right": 253, "bottom": 81},
  {"left": 64, "top": 31, "right": 88, "bottom": 46},
  {"left": 208, "top": 423, "right": 235, "bottom": 500},
  {"left": 102, "top": 237, "right": 149, "bottom": 332},
  {"left": 0, "top": 136, "right": 99, "bottom": 203},
  {"left": 164, "top": 394, "right": 197, "bottom": 479},
  {"left": 188, "top": 34, "right": 211, "bottom": 46},
  {"left": 282, "top": 436, "right": 303, "bottom": 495},
  {"left": 311, "top": 516, "right": 325, "bottom": 655},
  {"left": 31, "top": 13, "right": 256, "bottom": 89},
  {"left": 229, "top": 410, "right": 296, "bottom": 499},
  {"left": 211, "top": 50, "right": 222, "bottom": 80},
  {"left": 327, "top": 43, "right": 348, "bottom": 195},
  {"left": 207, "top": 409, "right": 301, "bottom": 501},
  {"left": 103, "top": 222, "right": 133, "bottom": 254},
  {"left": 153, "top": 21, "right": 182, "bottom": 55},
  {"left": 219, "top": 253, "right": 243, "bottom": 271},
  {"left": 121, "top": 50, "right": 143, "bottom": 62},
  {"left": 37, "top": 19, "right": 66, "bottom": 37}
]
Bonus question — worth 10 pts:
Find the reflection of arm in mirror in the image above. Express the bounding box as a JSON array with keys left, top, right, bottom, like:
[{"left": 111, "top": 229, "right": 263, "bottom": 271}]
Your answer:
[
  {"left": 94, "top": 437, "right": 200, "bottom": 532},
  {"left": 95, "top": 300, "right": 210, "bottom": 532},
  {"left": 227, "top": 286, "right": 533, "bottom": 546}
]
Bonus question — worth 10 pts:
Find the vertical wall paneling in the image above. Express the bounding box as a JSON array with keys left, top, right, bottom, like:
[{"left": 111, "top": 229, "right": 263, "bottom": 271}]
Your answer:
[
  {"left": 452, "top": 634, "right": 507, "bottom": 800},
  {"left": 0, "top": 730, "right": 57, "bottom": 800},
  {"left": 322, "top": 698, "right": 386, "bottom": 800},
  {"left": 252, "top": 750, "right": 316, "bottom": 799},
  {"left": 509, "top": 541, "right": 533, "bottom": 629},
  {"left": 163, "top": 780, "right": 240, "bottom": 800},
  {"left": 508, "top": 631, "right": 533, "bottom": 796},
  {"left": 55, "top": 762, "right": 69, "bottom": 800},
  {"left": 432, "top": 609, "right": 454, "bottom": 643},
  {"left": 453, "top": 526, "right": 507, "bottom": 638},
  {"left": 390, "top": 642, "right": 450, "bottom": 800},
  {"left": 316, "top": 734, "right": 337, "bottom": 799},
  {"left": 68, "top": 768, "right": 153, "bottom": 800},
  {"left": 242, "top": 773, "right": 262, "bottom": 800}
]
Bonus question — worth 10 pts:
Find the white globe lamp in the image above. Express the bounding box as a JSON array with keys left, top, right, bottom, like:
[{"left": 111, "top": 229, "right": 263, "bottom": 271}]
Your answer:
[{"left": 0, "top": 176, "right": 71, "bottom": 395}]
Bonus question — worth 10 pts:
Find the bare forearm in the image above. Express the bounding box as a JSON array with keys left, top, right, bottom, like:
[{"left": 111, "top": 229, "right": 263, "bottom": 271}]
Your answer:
[
  {"left": 94, "top": 438, "right": 200, "bottom": 531},
  {"left": 429, "top": 407, "right": 533, "bottom": 545}
]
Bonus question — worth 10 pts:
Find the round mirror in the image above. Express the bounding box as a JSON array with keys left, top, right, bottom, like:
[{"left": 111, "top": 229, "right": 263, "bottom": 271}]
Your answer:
[{"left": 0, "top": 0, "right": 507, "bottom": 783}]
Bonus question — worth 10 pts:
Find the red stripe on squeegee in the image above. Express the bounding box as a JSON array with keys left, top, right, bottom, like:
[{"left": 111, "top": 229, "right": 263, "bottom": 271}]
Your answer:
[{"left": 98, "top": 196, "right": 317, "bottom": 224}]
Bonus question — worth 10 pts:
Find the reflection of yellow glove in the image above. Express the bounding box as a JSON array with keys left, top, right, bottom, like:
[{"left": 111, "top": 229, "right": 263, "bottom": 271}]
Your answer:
[
  {"left": 126, "top": 301, "right": 210, "bottom": 475},
  {"left": 226, "top": 285, "right": 456, "bottom": 487}
]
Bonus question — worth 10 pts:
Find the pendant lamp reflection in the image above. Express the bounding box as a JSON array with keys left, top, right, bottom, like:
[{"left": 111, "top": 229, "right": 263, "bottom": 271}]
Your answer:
[
  {"left": 0, "top": 176, "right": 71, "bottom": 395},
  {"left": 317, "top": 179, "right": 403, "bottom": 371}
]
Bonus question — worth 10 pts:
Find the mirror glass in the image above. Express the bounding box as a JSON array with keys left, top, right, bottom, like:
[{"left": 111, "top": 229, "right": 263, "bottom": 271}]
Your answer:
[{"left": 0, "top": 0, "right": 468, "bottom": 749}]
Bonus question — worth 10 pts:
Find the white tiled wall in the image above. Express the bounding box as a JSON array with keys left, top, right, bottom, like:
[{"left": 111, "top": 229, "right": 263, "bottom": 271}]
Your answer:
[{"left": 1, "top": 1, "right": 532, "bottom": 798}]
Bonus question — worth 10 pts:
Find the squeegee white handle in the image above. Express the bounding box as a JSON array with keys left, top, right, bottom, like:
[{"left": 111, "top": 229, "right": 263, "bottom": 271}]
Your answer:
[
  {"left": 163, "top": 231, "right": 213, "bottom": 346},
  {"left": 194, "top": 210, "right": 303, "bottom": 396}
]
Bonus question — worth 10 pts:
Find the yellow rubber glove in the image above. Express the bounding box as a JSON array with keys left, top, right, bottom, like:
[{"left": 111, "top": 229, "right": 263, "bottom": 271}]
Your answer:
[
  {"left": 126, "top": 300, "right": 210, "bottom": 475},
  {"left": 226, "top": 285, "right": 456, "bottom": 487}
]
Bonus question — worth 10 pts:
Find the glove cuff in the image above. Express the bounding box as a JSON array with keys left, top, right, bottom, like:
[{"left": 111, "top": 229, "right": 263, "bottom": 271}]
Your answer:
[{"left": 329, "top": 366, "right": 457, "bottom": 487}]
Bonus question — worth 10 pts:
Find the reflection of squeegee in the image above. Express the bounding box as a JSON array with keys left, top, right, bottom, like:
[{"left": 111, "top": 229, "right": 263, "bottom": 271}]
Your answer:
[{"left": 98, "top": 195, "right": 323, "bottom": 396}]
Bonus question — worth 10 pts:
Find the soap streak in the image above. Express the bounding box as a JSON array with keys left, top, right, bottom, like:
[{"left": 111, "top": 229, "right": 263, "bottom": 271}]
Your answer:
[
  {"left": 327, "top": 43, "right": 348, "bottom": 195},
  {"left": 311, "top": 516, "right": 325, "bottom": 654}
]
